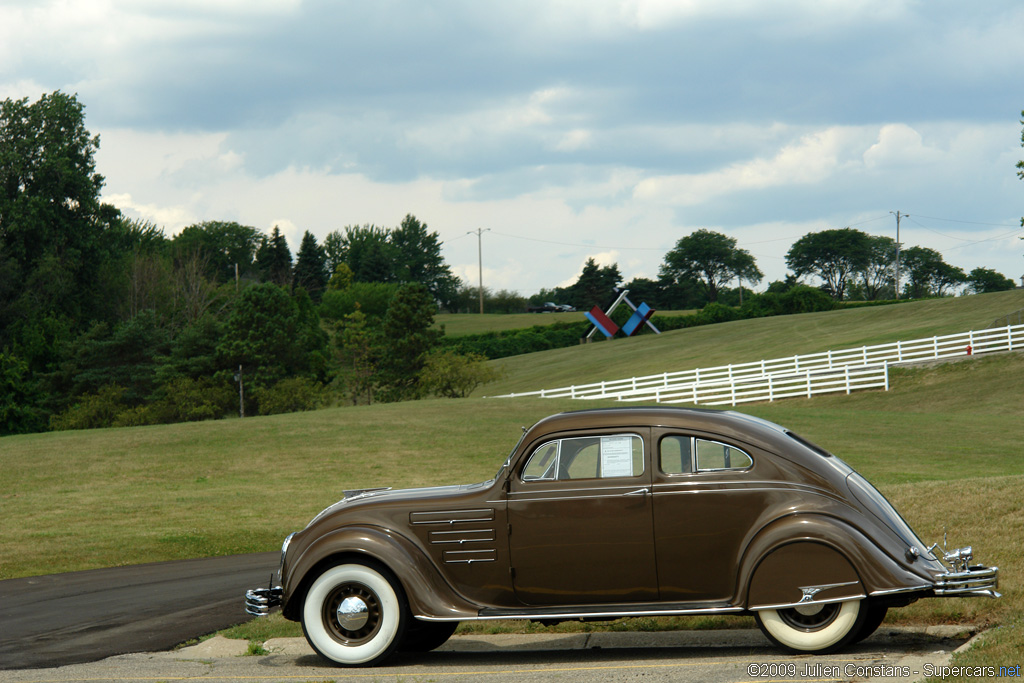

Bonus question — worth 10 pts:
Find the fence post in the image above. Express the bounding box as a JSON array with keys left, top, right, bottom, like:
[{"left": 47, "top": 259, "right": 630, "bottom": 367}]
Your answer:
[
  {"left": 570, "top": 385, "right": 576, "bottom": 399},
  {"left": 1009, "top": 325, "right": 1015, "bottom": 352},
  {"left": 884, "top": 362, "right": 890, "bottom": 391},
  {"left": 845, "top": 366, "right": 851, "bottom": 394},
  {"left": 828, "top": 349, "right": 833, "bottom": 368},
  {"left": 768, "top": 375, "right": 774, "bottom": 402},
  {"left": 932, "top": 336, "right": 938, "bottom": 359},
  {"left": 897, "top": 340, "right": 903, "bottom": 362},
  {"left": 806, "top": 371, "right": 812, "bottom": 398}
]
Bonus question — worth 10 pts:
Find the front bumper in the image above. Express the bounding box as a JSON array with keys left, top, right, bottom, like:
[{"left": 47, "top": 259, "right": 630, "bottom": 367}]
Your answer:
[
  {"left": 935, "top": 565, "right": 1000, "bottom": 599},
  {"left": 245, "top": 586, "right": 284, "bottom": 616}
]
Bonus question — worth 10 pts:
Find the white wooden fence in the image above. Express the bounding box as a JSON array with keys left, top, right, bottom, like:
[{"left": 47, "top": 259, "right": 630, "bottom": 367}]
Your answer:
[{"left": 489, "top": 324, "right": 1024, "bottom": 405}]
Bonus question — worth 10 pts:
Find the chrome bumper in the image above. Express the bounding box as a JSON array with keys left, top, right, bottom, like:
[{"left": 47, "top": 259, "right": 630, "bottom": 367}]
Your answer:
[
  {"left": 935, "top": 565, "right": 1000, "bottom": 599},
  {"left": 245, "top": 586, "right": 283, "bottom": 616}
]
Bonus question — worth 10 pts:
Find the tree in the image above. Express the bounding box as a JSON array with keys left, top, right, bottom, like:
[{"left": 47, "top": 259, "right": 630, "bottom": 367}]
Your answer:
[
  {"left": 390, "top": 214, "right": 460, "bottom": 307},
  {"left": 171, "top": 221, "right": 261, "bottom": 284},
  {"left": 567, "top": 258, "right": 622, "bottom": 309},
  {"left": 334, "top": 308, "right": 382, "bottom": 405},
  {"left": 967, "top": 267, "right": 1016, "bottom": 294},
  {"left": 326, "top": 224, "right": 396, "bottom": 283},
  {"left": 377, "top": 283, "right": 441, "bottom": 402},
  {"left": 900, "top": 247, "right": 966, "bottom": 298},
  {"left": 0, "top": 352, "right": 45, "bottom": 435},
  {"left": 661, "top": 230, "right": 762, "bottom": 303},
  {"left": 292, "top": 230, "right": 328, "bottom": 301},
  {"left": 0, "top": 91, "right": 121, "bottom": 365},
  {"left": 255, "top": 226, "right": 292, "bottom": 286},
  {"left": 217, "top": 283, "right": 327, "bottom": 400},
  {"left": 856, "top": 235, "right": 898, "bottom": 300},
  {"left": 786, "top": 228, "right": 871, "bottom": 301}
]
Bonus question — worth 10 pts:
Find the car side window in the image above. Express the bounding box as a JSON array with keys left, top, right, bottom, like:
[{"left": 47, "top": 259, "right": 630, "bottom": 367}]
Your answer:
[
  {"left": 660, "top": 436, "right": 752, "bottom": 474},
  {"left": 522, "top": 434, "right": 643, "bottom": 481},
  {"left": 659, "top": 435, "right": 692, "bottom": 474},
  {"left": 696, "top": 438, "right": 753, "bottom": 471}
]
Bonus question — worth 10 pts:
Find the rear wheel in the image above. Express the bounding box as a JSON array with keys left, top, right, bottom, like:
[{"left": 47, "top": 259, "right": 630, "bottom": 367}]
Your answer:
[
  {"left": 852, "top": 602, "right": 887, "bottom": 644},
  {"left": 755, "top": 599, "right": 866, "bottom": 654},
  {"left": 301, "top": 563, "right": 406, "bottom": 666}
]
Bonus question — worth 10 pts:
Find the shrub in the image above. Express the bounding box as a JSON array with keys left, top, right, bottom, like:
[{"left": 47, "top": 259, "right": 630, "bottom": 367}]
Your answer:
[
  {"left": 50, "top": 385, "right": 128, "bottom": 431},
  {"left": 254, "top": 377, "right": 331, "bottom": 415},
  {"left": 420, "top": 350, "right": 503, "bottom": 398}
]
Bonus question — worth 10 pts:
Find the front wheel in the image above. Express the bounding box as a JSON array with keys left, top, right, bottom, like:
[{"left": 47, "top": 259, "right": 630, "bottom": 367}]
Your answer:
[
  {"left": 400, "top": 619, "right": 459, "bottom": 652},
  {"left": 301, "top": 563, "right": 407, "bottom": 666},
  {"left": 755, "top": 599, "right": 866, "bottom": 654}
]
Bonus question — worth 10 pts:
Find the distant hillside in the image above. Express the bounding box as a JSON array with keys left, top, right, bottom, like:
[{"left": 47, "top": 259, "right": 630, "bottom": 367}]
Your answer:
[{"left": 478, "top": 289, "right": 1024, "bottom": 396}]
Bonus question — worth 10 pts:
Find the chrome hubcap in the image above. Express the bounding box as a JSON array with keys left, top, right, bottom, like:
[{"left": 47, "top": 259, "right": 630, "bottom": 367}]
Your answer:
[{"left": 337, "top": 596, "right": 370, "bottom": 631}]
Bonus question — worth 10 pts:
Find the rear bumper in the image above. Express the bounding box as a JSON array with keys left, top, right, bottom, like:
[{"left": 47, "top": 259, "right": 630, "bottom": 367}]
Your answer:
[
  {"left": 245, "top": 586, "right": 284, "bottom": 616},
  {"left": 934, "top": 565, "right": 1000, "bottom": 599}
]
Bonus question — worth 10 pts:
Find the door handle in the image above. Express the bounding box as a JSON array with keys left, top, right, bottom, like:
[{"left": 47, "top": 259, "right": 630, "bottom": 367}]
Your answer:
[{"left": 624, "top": 488, "right": 649, "bottom": 496}]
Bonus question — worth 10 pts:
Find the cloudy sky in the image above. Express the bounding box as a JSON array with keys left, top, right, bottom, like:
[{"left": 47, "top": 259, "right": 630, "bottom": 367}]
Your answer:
[{"left": 3, "top": 0, "right": 1022, "bottom": 296}]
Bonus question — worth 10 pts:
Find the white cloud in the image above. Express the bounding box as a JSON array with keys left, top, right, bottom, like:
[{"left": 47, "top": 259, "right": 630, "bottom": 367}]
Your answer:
[
  {"left": 633, "top": 127, "right": 864, "bottom": 206},
  {"left": 863, "top": 124, "right": 945, "bottom": 169}
]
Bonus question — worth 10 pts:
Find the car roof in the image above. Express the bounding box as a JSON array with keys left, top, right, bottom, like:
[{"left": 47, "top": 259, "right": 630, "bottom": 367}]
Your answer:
[{"left": 523, "top": 406, "right": 798, "bottom": 454}]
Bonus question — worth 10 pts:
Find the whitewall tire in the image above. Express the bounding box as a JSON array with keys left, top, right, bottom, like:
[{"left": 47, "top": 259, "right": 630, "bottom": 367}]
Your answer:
[
  {"left": 301, "top": 563, "right": 406, "bottom": 666},
  {"left": 755, "top": 599, "right": 864, "bottom": 654}
]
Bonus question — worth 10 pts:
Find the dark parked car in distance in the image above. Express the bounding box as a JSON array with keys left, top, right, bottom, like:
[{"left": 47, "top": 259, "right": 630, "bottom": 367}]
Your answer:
[
  {"left": 526, "top": 302, "right": 573, "bottom": 312},
  {"left": 246, "top": 407, "right": 998, "bottom": 666}
]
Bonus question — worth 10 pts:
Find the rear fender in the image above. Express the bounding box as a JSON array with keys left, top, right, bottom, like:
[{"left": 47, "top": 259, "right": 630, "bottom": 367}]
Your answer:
[
  {"left": 740, "top": 515, "right": 930, "bottom": 609},
  {"left": 281, "top": 525, "right": 477, "bottom": 621}
]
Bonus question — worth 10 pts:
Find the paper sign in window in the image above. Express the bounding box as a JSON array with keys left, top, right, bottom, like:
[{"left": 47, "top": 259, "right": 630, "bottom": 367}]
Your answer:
[{"left": 601, "top": 436, "right": 634, "bottom": 477}]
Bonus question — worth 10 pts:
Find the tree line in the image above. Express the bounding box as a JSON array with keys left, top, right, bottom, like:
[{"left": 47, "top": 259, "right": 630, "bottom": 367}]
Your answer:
[
  {"left": 2, "top": 92, "right": 1019, "bottom": 434},
  {"left": 0, "top": 93, "right": 495, "bottom": 435}
]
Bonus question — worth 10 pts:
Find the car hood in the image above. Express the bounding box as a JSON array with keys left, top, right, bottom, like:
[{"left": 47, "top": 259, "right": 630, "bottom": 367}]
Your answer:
[{"left": 306, "top": 480, "right": 492, "bottom": 527}]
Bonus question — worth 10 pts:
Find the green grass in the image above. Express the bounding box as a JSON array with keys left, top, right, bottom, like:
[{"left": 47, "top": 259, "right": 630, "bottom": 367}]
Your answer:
[
  {"left": 478, "top": 289, "right": 1024, "bottom": 396},
  {"left": 3, "top": 291, "right": 1024, "bottom": 677},
  {"left": 435, "top": 310, "right": 694, "bottom": 337}
]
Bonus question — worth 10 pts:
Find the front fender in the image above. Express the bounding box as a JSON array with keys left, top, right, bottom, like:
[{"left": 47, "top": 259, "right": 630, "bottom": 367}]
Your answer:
[
  {"left": 738, "top": 514, "right": 932, "bottom": 609},
  {"left": 281, "top": 525, "right": 478, "bottom": 621}
]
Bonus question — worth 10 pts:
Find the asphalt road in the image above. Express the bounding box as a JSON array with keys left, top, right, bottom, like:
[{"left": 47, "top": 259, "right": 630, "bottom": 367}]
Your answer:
[
  {"left": 0, "top": 628, "right": 977, "bottom": 683},
  {"left": 0, "top": 552, "right": 279, "bottom": 670}
]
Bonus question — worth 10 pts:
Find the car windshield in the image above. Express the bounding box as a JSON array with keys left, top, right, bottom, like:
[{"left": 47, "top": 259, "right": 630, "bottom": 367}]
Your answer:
[{"left": 494, "top": 426, "right": 528, "bottom": 480}]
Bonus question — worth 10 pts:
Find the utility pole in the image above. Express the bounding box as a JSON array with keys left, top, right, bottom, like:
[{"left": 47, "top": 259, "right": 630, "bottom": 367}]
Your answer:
[
  {"left": 468, "top": 228, "right": 490, "bottom": 314},
  {"left": 890, "top": 211, "right": 907, "bottom": 299}
]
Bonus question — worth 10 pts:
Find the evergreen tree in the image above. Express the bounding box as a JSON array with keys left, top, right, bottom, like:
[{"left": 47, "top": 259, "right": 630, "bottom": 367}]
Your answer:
[
  {"left": 377, "top": 283, "right": 441, "bottom": 402},
  {"left": 292, "top": 231, "right": 328, "bottom": 301},
  {"left": 255, "top": 226, "right": 293, "bottom": 287}
]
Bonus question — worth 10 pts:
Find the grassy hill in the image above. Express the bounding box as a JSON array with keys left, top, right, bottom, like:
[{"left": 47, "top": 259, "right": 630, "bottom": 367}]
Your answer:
[
  {"left": 435, "top": 309, "right": 694, "bottom": 337},
  {"left": 478, "top": 289, "right": 1024, "bottom": 396},
  {"left": 2, "top": 291, "right": 1023, "bottom": 675}
]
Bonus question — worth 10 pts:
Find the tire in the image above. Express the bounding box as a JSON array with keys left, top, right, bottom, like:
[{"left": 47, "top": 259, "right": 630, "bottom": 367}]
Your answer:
[
  {"left": 400, "top": 619, "right": 459, "bottom": 653},
  {"left": 755, "top": 599, "right": 866, "bottom": 654},
  {"left": 852, "top": 602, "right": 887, "bottom": 644},
  {"left": 301, "top": 563, "right": 407, "bottom": 666}
]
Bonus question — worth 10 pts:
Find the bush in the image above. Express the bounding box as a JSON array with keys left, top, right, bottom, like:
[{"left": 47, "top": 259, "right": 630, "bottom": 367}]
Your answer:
[
  {"left": 148, "top": 377, "right": 236, "bottom": 423},
  {"left": 781, "top": 285, "right": 835, "bottom": 314},
  {"left": 50, "top": 385, "right": 128, "bottom": 431},
  {"left": 420, "top": 350, "right": 503, "bottom": 398},
  {"left": 697, "top": 302, "right": 742, "bottom": 324},
  {"left": 254, "top": 377, "right": 331, "bottom": 415}
]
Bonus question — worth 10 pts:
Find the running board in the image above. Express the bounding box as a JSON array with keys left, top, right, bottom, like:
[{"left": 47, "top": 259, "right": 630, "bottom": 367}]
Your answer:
[{"left": 470, "top": 601, "right": 742, "bottom": 622}]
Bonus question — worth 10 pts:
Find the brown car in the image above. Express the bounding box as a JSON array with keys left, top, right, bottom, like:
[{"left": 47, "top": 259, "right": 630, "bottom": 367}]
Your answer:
[{"left": 246, "top": 407, "right": 998, "bottom": 666}]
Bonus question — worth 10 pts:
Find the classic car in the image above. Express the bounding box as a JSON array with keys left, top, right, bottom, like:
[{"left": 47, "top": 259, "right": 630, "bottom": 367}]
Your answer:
[{"left": 245, "top": 407, "right": 998, "bottom": 666}]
